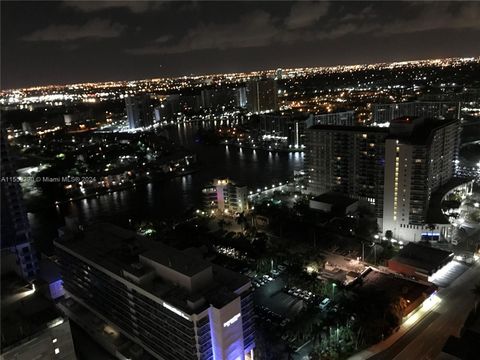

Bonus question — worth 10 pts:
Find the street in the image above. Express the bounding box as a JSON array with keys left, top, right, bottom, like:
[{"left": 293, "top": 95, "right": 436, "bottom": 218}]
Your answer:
[
  {"left": 392, "top": 261, "right": 480, "bottom": 360},
  {"left": 350, "top": 261, "right": 480, "bottom": 360}
]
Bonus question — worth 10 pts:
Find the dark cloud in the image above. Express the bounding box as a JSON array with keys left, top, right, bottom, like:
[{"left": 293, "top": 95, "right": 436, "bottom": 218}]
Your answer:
[
  {"left": 155, "top": 34, "right": 173, "bottom": 43},
  {"left": 127, "top": 10, "right": 280, "bottom": 54},
  {"left": 127, "top": 1, "right": 480, "bottom": 56},
  {"left": 381, "top": 2, "right": 480, "bottom": 35},
  {"left": 22, "top": 18, "right": 125, "bottom": 42},
  {"left": 3, "top": 1, "right": 480, "bottom": 88},
  {"left": 284, "top": 1, "right": 330, "bottom": 29},
  {"left": 64, "top": 1, "right": 162, "bottom": 14}
]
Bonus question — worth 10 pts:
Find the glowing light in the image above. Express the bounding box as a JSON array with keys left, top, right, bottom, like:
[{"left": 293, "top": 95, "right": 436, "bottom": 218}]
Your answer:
[
  {"left": 48, "top": 317, "right": 64, "bottom": 328},
  {"left": 223, "top": 313, "right": 241, "bottom": 328},
  {"left": 163, "top": 302, "right": 190, "bottom": 320},
  {"left": 428, "top": 260, "right": 459, "bottom": 284},
  {"left": 422, "top": 292, "right": 440, "bottom": 311}
]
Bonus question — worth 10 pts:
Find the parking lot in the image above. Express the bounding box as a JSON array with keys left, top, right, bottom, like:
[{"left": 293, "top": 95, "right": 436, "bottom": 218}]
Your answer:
[
  {"left": 428, "top": 260, "right": 469, "bottom": 287},
  {"left": 253, "top": 275, "right": 304, "bottom": 320}
]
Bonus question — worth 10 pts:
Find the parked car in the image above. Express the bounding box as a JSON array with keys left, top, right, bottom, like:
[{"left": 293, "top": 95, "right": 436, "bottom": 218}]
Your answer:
[{"left": 320, "top": 297, "right": 331, "bottom": 310}]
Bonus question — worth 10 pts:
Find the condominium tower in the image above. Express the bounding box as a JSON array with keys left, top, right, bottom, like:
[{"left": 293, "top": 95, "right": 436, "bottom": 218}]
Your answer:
[
  {"left": 382, "top": 117, "right": 460, "bottom": 241},
  {"left": 305, "top": 117, "right": 461, "bottom": 242},
  {"left": 54, "top": 223, "right": 255, "bottom": 360},
  {"left": 305, "top": 125, "right": 389, "bottom": 220}
]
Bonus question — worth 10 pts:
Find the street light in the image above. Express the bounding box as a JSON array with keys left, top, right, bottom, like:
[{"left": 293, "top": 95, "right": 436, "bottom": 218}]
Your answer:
[{"left": 332, "top": 283, "right": 337, "bottom": 299}]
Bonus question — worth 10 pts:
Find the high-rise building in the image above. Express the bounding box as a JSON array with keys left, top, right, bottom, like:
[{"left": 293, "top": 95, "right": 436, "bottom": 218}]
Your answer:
[
  {"left": 155, "top": 94, "right": 181, "bottom": 123},
  {"left": 125, "top": 95, "right": 154, "bottom": 129},
  {"left": 203, "top": 179, "right": 250, "bottom": 214},
  {"left": 246, "top": 78, "right": 278, "bottom": 113},
  {"left": 305, "top": 125, "right": 389, "bottom": 220},
  {"left": 275, "top": 68, "right": 283, "bottom": 80},
  {"left": 1, "top": 130, "right": 39, "bottom": 280},
  {"left": 235, "top": 87, "right": 247, "bottom": 108},
  {"left": 305, "top": 116, "right": 462, "bottom": 242},
  {"left": 306, "top": 111, "right": 355, "bottom": 127},
  {"left": 382, "top": 117, "right": 460, "bottom": 242},
  {"left": 200, "top": 87, "right": 246, "bottom": 109},
  {"left": 372, "top": 102, "right": 460, "bottom": 124},
  {"left": 54, "top": 223, "right": 255, "bottom": 360}
]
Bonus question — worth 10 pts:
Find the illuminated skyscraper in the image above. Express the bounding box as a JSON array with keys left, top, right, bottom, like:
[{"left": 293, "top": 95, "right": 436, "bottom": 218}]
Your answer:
[
  {"left": 246, "top": 78, "right": 278, "bottom": 113},
  {"left": 305, "top": 116, "right": 462, "bottom": 242},
  {"left": 382, "top": 117, "right": 460, "bottom": 242},
  {"left": 235, "top": 87, "right": 247, "bottom": 108},
  {"left": 305, "top": 125, "right": 388, "bottom": 220},
  {"left": 55, "top": 223, "right": 255, "bottom": 360},
  {"left": 125, "top": 95, "right": 154, "bottom": 129}
]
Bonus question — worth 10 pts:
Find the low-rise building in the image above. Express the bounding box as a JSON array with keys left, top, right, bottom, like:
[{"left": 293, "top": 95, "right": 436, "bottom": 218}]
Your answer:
[
  {"left": 309, "top": 192, "right": 359, "bottom": 215},
  {"left": 352, "top": 267, "right": 437, "bottom": 319},
  {"left": 1, "top": 273, "right": 76, "bottom": 360},
  {"left": 387, "top": 243, "right": 454, "bottom": 282},
  {"left": 203, "top": 178, "right": 249, "bottom": 214}
]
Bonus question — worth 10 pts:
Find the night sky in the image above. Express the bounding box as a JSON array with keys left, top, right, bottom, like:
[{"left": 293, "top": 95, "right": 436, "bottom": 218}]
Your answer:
[{"left": 2, "top": 1, "right": 480, "bottom": 89}]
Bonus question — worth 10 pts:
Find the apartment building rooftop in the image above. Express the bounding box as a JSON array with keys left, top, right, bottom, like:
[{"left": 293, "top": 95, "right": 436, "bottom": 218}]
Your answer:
[
  {"left": 308, "top": 124, "right": 389, "bottom": 132},
  {"left": 388, "top": 116, "right": 458, "bottom": 144},
  {"left": 1, "top": 273, "right": 64, "bottom": 350},
  {"left": 352, "top": 267, "right": 437, "bottom": 315},
  {"left": 391, "top": 242, "right": 454, "bottom": 274},
  {"left": 54, "top": 223, "right": 250, "bottom": 315}
]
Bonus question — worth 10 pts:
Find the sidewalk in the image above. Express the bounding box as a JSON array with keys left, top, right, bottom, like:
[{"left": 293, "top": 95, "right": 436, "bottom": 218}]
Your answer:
[{"left": 347, "top": 292, "right": 442, "bottom": 360}]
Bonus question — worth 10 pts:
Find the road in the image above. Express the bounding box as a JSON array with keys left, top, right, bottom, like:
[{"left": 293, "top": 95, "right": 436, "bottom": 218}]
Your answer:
[
  {"left": 392, "top": 261, "right": 480, "bottom": 360},
  {"left": 358, "top": 261, "right": 480, "bottom": 360},
  {"left": 368, "top": 311, "right": 440, "bottom": 360}
]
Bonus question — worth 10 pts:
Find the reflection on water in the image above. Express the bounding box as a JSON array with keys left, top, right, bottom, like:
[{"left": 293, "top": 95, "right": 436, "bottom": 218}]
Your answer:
[{"left": 29, "top": 123, "right": 304, "bottom": 253}]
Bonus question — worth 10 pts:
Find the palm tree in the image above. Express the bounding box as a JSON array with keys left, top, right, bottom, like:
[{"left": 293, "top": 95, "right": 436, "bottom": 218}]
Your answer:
[
  {"left": 385, "top": 230, "right": 393, "bottom": 241},
  {"left": 472, "top": 282, "right": 480, "bottom": 313},
  {"left": 256, "top": 257, "right": 271, "bottom": 273}
]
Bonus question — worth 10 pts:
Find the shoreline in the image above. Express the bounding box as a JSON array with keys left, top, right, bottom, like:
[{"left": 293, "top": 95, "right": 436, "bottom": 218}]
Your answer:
[
  {"left": 53, "top": 167, "right": 199, "bottom": 206},
  {"left": 223, "top": 142, "right": 305, "bottom": 153}
]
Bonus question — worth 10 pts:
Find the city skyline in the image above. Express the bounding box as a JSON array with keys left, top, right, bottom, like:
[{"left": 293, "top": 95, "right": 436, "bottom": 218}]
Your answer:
[
  {"left": 1, "top": 55, "right": 477, "bottom": 92},
  {"left": 1, "top": 2, "right": 480, "bottom": 360},
  {"left": 2, "top": 1, "right": 480, "bottom": 89}
]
